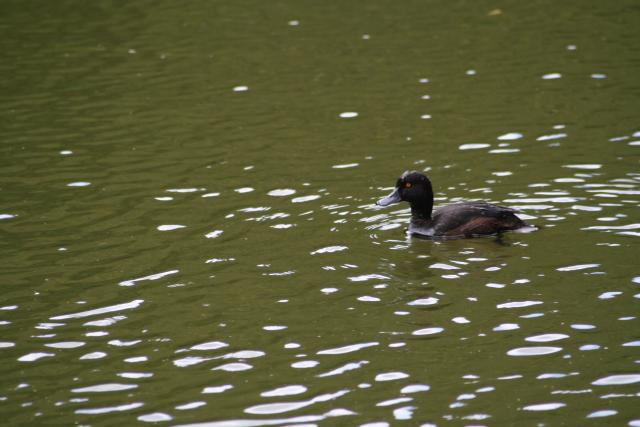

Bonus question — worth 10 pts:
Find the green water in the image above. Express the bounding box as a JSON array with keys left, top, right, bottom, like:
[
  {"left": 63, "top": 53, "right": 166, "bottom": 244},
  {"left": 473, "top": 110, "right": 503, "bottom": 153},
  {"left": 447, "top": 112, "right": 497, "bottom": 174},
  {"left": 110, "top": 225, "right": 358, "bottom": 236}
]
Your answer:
[{"left": 1, "top": 1, "right": 639, "bottom": 425}]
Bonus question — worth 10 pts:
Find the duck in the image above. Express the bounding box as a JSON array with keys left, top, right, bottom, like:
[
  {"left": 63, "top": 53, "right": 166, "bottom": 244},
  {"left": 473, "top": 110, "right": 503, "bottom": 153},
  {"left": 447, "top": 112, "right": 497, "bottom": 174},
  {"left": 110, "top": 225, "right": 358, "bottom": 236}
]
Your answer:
[{"left": 377, "top": 170, "right": 530, "bottom": 239}]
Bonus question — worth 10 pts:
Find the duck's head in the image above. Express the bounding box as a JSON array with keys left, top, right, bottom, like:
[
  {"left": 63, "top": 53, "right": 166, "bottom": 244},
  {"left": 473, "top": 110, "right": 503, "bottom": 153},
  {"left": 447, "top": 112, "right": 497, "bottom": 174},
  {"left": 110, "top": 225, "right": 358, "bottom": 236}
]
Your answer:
[{"left": 377, "top": 171, "right": 433, "bottom": 208}]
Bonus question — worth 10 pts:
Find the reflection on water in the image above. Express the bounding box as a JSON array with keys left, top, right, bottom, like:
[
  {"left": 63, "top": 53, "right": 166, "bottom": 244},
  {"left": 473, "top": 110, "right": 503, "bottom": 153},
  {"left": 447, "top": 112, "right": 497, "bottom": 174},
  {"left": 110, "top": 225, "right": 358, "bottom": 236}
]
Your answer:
[{"left": 1, "top": 0, "right": 640, "bottom": 425}]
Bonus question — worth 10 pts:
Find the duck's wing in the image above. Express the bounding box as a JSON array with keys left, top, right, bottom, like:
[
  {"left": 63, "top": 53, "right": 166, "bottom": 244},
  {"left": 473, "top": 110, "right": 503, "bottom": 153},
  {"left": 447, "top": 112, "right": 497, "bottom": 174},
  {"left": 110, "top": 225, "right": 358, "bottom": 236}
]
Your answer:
[{"left": 431, "top": 202, "right": 524, "bottom": 236}]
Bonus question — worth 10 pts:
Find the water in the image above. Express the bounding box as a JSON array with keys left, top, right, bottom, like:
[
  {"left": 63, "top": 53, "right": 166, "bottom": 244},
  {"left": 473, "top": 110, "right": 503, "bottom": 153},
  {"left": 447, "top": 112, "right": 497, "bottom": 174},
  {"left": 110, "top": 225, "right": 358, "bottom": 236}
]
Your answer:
[{"left": 1, "top": 1, "right": 639, "bottom": 425}]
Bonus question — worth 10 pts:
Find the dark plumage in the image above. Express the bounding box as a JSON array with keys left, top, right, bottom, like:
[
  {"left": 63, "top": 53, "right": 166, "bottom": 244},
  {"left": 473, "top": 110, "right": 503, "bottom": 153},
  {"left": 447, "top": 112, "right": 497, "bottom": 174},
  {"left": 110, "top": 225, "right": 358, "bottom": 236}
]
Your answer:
[{"left": 377, "top": 171, "right": 530, "bottom": 239}]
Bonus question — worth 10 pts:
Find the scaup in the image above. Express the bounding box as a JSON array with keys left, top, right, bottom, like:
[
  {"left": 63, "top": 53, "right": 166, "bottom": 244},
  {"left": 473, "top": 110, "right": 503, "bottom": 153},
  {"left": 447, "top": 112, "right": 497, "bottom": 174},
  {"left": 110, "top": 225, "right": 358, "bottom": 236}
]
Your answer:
[{"left": 377, "top": 171, "right": 531, "bottom": 239}]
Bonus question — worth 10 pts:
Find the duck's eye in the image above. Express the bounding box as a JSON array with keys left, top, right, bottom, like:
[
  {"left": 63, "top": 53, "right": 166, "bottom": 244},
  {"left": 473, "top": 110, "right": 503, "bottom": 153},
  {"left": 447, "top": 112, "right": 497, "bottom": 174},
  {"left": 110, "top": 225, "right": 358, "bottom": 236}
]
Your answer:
[{"left": 404, "top": 182, "right": 412, "bottom": 189}]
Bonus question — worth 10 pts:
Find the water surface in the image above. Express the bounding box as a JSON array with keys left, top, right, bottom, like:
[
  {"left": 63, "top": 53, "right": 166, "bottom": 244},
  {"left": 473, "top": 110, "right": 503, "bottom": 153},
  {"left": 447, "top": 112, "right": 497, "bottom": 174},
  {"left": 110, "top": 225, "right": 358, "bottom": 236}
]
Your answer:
[{"left": 1, "top": 1, "right": 640, "bottom": 425}]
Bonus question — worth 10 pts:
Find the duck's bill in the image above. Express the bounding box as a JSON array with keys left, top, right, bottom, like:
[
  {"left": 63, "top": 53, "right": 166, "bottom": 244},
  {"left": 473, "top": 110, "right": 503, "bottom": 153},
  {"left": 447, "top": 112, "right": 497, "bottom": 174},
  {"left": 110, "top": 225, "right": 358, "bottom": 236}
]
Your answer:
[{"left": 377, "top": 187, "right": 401, "bottom": 206}]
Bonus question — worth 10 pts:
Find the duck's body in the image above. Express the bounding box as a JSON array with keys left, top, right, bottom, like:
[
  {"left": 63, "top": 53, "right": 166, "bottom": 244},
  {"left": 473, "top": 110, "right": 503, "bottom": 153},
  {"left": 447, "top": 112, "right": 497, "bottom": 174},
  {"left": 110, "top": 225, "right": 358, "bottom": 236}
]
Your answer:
[
  {"left": 410, "top": 201, "right": 526, "bottom": 238},
  {"left": 377, "top": 171, "right": 530, "bottom": 239}
]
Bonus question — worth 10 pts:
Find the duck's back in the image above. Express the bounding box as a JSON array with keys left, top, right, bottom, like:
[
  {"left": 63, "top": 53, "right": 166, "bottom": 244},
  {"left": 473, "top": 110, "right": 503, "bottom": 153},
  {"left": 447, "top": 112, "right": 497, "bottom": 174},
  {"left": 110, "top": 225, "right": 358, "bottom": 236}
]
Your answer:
[{"left": 430, "top": 201, "right": 525, "bottom": 237}]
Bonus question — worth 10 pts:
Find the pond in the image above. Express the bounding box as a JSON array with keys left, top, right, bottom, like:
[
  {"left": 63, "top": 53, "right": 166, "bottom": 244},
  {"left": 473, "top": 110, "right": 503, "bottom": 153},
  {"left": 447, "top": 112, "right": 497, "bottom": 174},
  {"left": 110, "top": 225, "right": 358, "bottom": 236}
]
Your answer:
[{"left": 1, "top": 1, "right": 639, "bottom": 425}]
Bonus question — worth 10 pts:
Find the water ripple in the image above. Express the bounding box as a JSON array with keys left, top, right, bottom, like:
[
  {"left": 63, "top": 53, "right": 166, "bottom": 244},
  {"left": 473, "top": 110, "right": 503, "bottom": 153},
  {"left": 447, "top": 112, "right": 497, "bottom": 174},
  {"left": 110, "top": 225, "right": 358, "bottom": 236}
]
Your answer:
[
  {"left": 203, "top": 385, "right": 234, "bottom": 394},
  {"left": 507, "top": 347, "right": 563, "bottom": 356},
  {"left": 18, "top": 352, "right": 55, "bottom": 362},
  {"left": 244, "top": 389, "right": 350, "bottom": 415},
  {"left": 497, "top": 300, "right": 543, "bottom": 309},
  {"left": 261, "top": 385, "right": 307, "bottom": 397},
  {"left": 72, "top": 383, "right": 138, "bottom": 393},
  {"left": 75, "top": 402, "right": 144, "bottom": 415},
  {"left": 119, "top": 270, "right": 179, "bottom": 287},
  {"left": 412, "top": 327, "right": 444, "bottom": 336},
  {"left": 213, "top": 362, "right": 253, "bottom": 372},
  {"left": 592, "top": 374, "right": 640, "bottom": 386},
  {"left": 138, "top": 412, "right": 173, "bottom": 422},
  {"left": 310, "top": 245, "right": 348, "bottom": 255},
  {"left": 525, "top": 333, "right": 570, "bottom": 342},
  {"left": 317, "top": 360, "right": 369, "bottom": 378},
  {"left": 174, "top": 409, "right": 354, "bottom": 426},
  {"left": 317, "top": 342, "right": 378, "bottom": 355},
  {"left": 51, "top": 299, "right": 144, "bottom": 320},
  {"left": 401, "top": 384, "right": 430, "bottom": 393},
  {"left": 522, "top": 402, "right": 566, "bottom": 411}
]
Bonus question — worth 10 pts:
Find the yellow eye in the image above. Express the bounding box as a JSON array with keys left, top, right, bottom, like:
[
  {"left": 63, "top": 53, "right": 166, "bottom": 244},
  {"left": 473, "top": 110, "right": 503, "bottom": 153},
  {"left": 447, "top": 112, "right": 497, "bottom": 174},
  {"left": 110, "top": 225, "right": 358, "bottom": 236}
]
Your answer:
[{"left": 404, "top": 182, "right": 412, "bottom": 188}]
